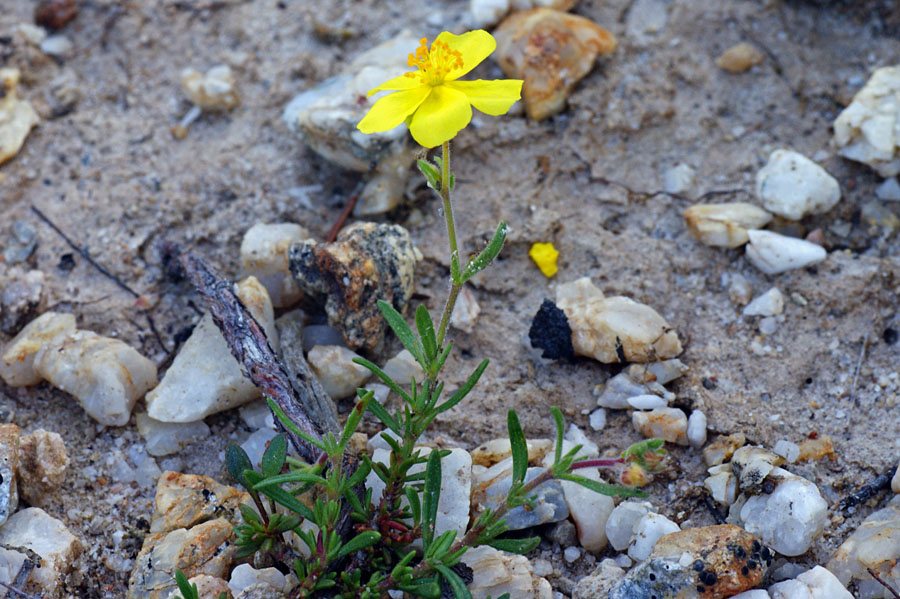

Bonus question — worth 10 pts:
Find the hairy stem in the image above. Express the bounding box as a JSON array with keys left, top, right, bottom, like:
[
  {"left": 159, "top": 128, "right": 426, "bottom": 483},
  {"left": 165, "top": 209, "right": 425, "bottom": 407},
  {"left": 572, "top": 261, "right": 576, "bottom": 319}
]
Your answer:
[{"left": 436, "top": 140, "right": 462, "bottom": 349}]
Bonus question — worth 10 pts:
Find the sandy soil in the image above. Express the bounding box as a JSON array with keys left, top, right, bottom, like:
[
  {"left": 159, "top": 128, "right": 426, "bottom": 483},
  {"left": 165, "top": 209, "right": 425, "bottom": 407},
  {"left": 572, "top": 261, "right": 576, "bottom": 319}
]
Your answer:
[{"left": 2, "top": 0, "right": 900, "bottom": 597}]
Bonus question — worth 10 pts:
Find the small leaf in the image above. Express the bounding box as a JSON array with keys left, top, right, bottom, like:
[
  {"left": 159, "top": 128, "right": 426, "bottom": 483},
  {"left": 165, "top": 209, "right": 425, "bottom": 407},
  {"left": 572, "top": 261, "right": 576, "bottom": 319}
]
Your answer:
[
  {"left": 435, "top": 359, "right": 489, "bottom": 414},
  {"left": 461, "top": 221, "right": 508, "bottom": 283},
  {"left": 416, "top": 304, "right": 438, "bottom": 362},
  {"left": 402, "top": 579, "right": 442, "bottom": 599},
  {"left": 507, "top": 410, "right": 527, "bottom": 485},
  {"left": 336, "top": 530, "right": 381, "bottom": 559},
  {"left": 245, "top": 470, "right": 315, "bottom": 519},
  {"left": 487, "top": 536, "right": 540, "bottom": 554},
  {"left": 435, "top": 564, "right": 473, "bottom": 599},
  {"left": 261, "top": 434, "right": 287, "bottom": 478},
  {"left": 354, "top": 358, "right": 413, "bottom": 406},
  {"left": 252, "top": 470, "right": 326, "bottom": 488},
  {"left": 364, "top": 392, "right": 403, "bottom": 436},
  {"left": 405, "top": 485, "right": 422, "bottom": 524},
  {"left": 417, "top": 159, "right": 440, "bottom": 191},
  {"left": 557, "top": 473, "right": 648, "bottom": 498},
  {"left": 377, "top": 299, "right": 424, "bottom": 367},
  {"left": 422, "top": 450, "right": 442, "bottom": 549},
  {"left": 551, "top": 407, "right": 565, "bottom": 465},
  {"left": 225, "top": 444, "right": 254, "bottom": 489},
  {"left": 340, "top": 390, "right": 372, "bottom": 449},
  {"left": 175, "top": 570, "right": 198, "bottom": 599},
  {"left": 238, "top": 504, "right": 262, "bottom": 526},
  {"left": 266, "top": 398, "right": 327, "bottom": 452}
]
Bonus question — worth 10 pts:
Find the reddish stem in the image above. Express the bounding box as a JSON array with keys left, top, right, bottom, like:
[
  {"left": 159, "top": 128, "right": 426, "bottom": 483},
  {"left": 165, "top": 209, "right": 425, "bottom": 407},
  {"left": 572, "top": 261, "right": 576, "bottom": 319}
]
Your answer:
[{"left": 570, "top": 458, "right": 625, "bottom": 470}]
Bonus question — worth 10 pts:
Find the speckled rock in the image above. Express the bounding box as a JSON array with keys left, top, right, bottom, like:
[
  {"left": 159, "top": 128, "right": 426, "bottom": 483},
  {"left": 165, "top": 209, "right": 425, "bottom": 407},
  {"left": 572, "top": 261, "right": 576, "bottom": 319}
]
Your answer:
[
  {"left": 0, "top": 312, "right": 76, "bottom": 387},
  {"left": 704, "top": 433, "right": 746, "bottom": 466},
  {"left": 827, "top": 495, "right": 900, "bottom": 597},
  {"left": 17, "top": 429, "right": 68, "bottom": 506},
  {"left": 730, "top": 446, "right": 784, "bottom": 491},
  {"left": 572, "top": 559, "right": 626, "bottom": 599},
  {"left": 127, "top": 518, "right": 236, "bottom": 599},
  {"left": 34, "top": 329, "right": 158, "bottom": 426},
  {"left": 235, "top": 584, "right": 286, "bottom": 599},
  {"left": 150, "top": 471, "right": 249, "bottom": 534},
  {"left": 0, "top": 424, "right": 19, "bottom": 526},
  {"left": 239, "top": 223, "right": 312, "bottom": 307},
  {"left": 181, "top": 65, "right": 239, "bottom": 111},
  {"left": 683, "top": 203, "right": 773, "bottom": 248},
  {"left": 494, "top": 8, "right": 616, "bottom": 121},
  {"left": 146, "top": 277, "right": 278, "bottom": 422},
  {"left": 0, "top": 68, "right": 39, "bottom": 165},
  {"left": 633, "top": 407, "right": 688, "bottom": 445},
  {"left": 289, "top": 223, "right": 421, "bottom": 352},
  {"left": 833, "top": 65, "right": 900, "bottom": 176},
  {"left": 463, "top": 545, "right": 552, "bottom": 599},
  {"left": 611, "top": 525, "right": 771, "bottom": 599},
  {"left": 556, "top": 277, "right": 682, "bottom": 364}
]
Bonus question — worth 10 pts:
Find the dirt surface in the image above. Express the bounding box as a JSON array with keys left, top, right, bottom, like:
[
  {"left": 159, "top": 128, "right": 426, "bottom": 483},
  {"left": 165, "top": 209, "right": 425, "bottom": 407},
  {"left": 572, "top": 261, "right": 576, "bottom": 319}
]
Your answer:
[{"left": 2, "top": 0, "right": 900, "bottom": 597}]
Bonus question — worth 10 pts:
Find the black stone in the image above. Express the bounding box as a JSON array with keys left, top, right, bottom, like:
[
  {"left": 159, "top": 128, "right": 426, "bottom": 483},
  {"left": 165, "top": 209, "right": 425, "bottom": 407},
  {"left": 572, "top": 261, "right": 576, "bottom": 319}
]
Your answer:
[
  {"left": 692, "top": 560, "right": 705, "bottom": 572},
  {"left": 733, "top": 545, "right": 746, "bottom": 559},
  {"left": 747, "top": 560, "right": 757, "bottom": 570},
  {"left": 884, "top": 327, "right": 899, "bottom": 345},
  {"left": 57, "top": 252, "right": 76, "bottom": 272},
  {"left": 741, "top": 566, "right": 749, "bottom": 576},
  {"left": 528, "top": 299, "right": 574, "bottom": 360},
  {"left": 700, "top": 571, "right": 717, "bottom": 586}
]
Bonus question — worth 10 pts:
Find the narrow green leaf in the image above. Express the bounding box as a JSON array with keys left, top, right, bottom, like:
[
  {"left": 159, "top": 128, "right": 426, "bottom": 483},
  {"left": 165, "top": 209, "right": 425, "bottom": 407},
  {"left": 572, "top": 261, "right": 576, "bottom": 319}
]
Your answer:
[
  {"left": 422, "top": 450, "right": 442, "bottom": 549},
  {"left": 427, "top": 529, "right": 457, "bottom": 559},
  {"left": 238, "top": 504, "right": 262, "bottom": 526},
  {"left": 175, "top": 570, "right": 198, "bottom": 599},
  {"left": 550, "top": 407, "right": 565, "bottom": 465},
  {"left": 435, "top": 565, "right": 472, "bottom": 599},
  {"left": 265, "top": 398, "right": 327, "bottom": 452},
  {"left": 364, "top": 393, "right": 403, "bottom": 436},
  {"left": 354, "top": 358, "right": 413, "bottom": 406},
  {"left": 336, "top": 530, "right": 381, "bottom": 559},
  {"left": 340, "top": 390, "right": 372, "bottom": 449},
  {"left": 402, "top": 579, "right": 442, "bottom": 599},
  {"left": 433, "top": 341, "right": 453, "bottom": 373},
  {"left": 377, "top": 299, "right": 424, "bottom": 366},
  {"left": 417, "top": 159, "right": 440, "bottom": 191},
  {"left": 261, "top": 434, "right": 287, "bottom": 478},
  {"left": 416, "top": 304, "right": 438, "bottom": 361},
  {"left": 486, "top": 536, "right": 540, "bottom": 554},
  {"left": 252, "top": 470, "right": 326, "bottom": 488},
  {"left": 225, "top": 444, "right": 254, "bottom": 489},
  {"left": 557, "top": 473, "right": 648, "bottom": 498},
  {"left": 405, "top": 485, "right": 422, "bottom": 524},
  {"left": 461, "top": 221, "right": 508, "bottom": 283},
  {"left": 507, "top": 410, "right": 528, "bottom": 485},
  {"left": 344, "top": 459, "right": 371, "bottom": 489},
  {"left": 436, "top": 359, "right": 488, "bottom": 414},
  {"left": 244, "top": 470, "right": 315, "bottom": 519}
]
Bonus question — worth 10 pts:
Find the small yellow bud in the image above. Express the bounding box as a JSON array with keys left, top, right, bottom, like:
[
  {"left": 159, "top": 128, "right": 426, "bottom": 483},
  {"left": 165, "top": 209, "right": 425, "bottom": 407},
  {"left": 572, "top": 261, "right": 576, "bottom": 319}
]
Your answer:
[
  {"left": 529, "top": 242, "right": 559, "bottom": 278},
  {"left": 620, "top": 463, "right": 648, "bottom": 487}
]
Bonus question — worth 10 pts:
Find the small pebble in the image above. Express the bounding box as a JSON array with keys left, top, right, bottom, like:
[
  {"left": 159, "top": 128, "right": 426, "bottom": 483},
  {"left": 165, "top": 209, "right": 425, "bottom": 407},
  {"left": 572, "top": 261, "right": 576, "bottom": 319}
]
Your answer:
[
  {"left": 728, "top": 273, "right": 753, "bottom": 305},
  {"left": 307, "top": 345, "right": 371, "bottom": 399},
  {"left": 632, "top": 407, "right": 688, "bottom": 445},
  {"left": 564, "top": 546, "right": 581, "bottom": 563},
  {"left": 876, "top": 177, "right": 900, "bottom": 201},
  {"left": 663, "top": 163, "right": 695, "bottom": 194},
  {"left": 745, "top": 230, "right": 827, "bottom": 275},
  {"left": 833, "top": 66, "right": 900, "bottom": 177},
  {"left": 589, "top": 408, "right": 607, "bottom": 431},
  {"left": 686, "top": 410, "right": 707, "bottom": 449},
  {"left": 606, "top": 501, "right": 655, "bottom": 551},
  {"left": 627, "top": 394, "right": 668, "bottom": 410},
  {"left": 716, "top": 42, "right": 765, "bottom": 73},
  {"left": 743, "top": 288, "right": 784, "bottom": 317},
  {"left": 39, "top": 34, "right": 73, "bottom": 57},
  {"left": 758, "top": 317, "right": 778, "bottom": 335},
  {"left": 683, "top": 203, "right": 773, "bottom": 248},
  {"left": 627, "top": 513, "right": 679, "bottom": 561},
  {"left": 773, "top": 440, "right": 800, "bottom": 463},
  {"left": 755, "top": 149, "right": 841, "bottom": 220}
]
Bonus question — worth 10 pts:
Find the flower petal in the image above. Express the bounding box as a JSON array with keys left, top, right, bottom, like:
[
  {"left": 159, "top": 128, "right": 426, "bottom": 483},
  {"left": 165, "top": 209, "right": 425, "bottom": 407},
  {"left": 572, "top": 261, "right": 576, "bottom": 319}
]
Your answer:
[
  {"left": 444, "top": 79, "right": 522, "bottom": 116},
  {"left": 408, "top": 85, "right": 472, "bottom": 148},
  {"left": 357, "top": 86, "right": 431, "bottom": 134},
  {"left": 366, "top": 73, "right": 423, "bottom": 97},
  {"left": 437, "top": 30, "right": 496, "bottom": 81}
]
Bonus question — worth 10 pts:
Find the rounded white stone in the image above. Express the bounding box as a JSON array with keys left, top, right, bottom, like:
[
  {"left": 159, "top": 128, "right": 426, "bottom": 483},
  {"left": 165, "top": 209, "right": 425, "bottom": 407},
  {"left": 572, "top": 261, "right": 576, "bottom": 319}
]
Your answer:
[
  {"left": 744, "top": 287, "right": 785, "bottom": 317},
  {"left": 687, "top": 410, "right": 707, "bottom": 449},
  {"left": 627, "top": 513, "right": 679, "bottom": 561},
  {"left": 745, "top": 230, "right": 827, "bottom": 275},
  {"left": 756, "top": 149, "right": 841, "bottom": 220}
]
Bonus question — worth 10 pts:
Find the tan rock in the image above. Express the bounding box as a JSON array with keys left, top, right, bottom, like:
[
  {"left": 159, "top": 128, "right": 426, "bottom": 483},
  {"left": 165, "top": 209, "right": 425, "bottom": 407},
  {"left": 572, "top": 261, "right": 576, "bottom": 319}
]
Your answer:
[
  {"left": 796, "top": 435, "right": 835, "bottom": 462},
  {"left": 127, "top": 518, "right": 236, "bottom": 599},
  {"left": 239, "top": 223, "right": 311, "bottom": 308},
  {"left": 18, "top": 429, "right": 68, "bottom": 506},
  {"left": 181, "top": 574, "right": 232, "bottom": 599},
  {"left": 557, "top": 277, "right": 682, "bottom": 363},
  {"left": 703, "top": 432, "right": 746, "bottom": 466},
  {"left": 150, "top": 471, "right": 250, "bottom": 534},
  {"left": 0, "top": 68, "right": 39, "bottom": 166},
  {"left": 181, "top": 65, "right": 239, "bottom": 111},
  {"left": 0, "top": 312, "right": 76, "bottom": 387},
  {"left": 632, "top": 407, "right": 688, "bottom": 445},
  {"left": 716, "top": 42, "right": 764, "bottom": 73},
  {"left": 683, "top": 203, "right": 773, "bottom": 248},
  {"left": 463, "top": 545, "right": 552, "bottom": 599},
  {"left": 494, "top": 8, "right": 616, "bottom": 121},
  {"left": 470, "top": 438, "right": 553, "bottom": 467}
]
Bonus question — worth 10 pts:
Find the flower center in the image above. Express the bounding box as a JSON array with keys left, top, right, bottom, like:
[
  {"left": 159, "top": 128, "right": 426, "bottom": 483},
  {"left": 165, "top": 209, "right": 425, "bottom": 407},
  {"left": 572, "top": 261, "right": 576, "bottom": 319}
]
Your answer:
[{"left": 405, "top": 37, "right": 463, "bottom": 86}]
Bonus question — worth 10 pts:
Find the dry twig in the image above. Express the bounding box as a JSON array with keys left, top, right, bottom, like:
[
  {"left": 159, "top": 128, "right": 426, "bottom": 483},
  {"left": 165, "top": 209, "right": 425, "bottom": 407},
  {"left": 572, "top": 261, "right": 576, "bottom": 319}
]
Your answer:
[{"left": 868, "top": 568, "right": 900, "bottom": 599}]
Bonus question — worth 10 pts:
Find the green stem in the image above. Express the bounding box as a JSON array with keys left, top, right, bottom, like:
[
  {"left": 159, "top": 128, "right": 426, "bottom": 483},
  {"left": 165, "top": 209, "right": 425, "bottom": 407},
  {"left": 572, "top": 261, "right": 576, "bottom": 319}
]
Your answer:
[{"left": 436, "top": 140, "right": 462, "bottom": 349}]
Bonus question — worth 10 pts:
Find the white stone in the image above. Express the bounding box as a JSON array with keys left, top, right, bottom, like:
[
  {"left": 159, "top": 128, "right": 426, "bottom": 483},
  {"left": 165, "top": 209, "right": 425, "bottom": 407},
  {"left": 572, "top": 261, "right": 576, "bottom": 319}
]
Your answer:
[
  {"left": 632, "top": 408, "right": 688, "bottom": 446},
  {"left": 0, "top": 68, "right": 39, "bottom": 166},
  {"left": 308, "top": 345, "right": 371, "bottom": 399},
  {"left": 0, "top": 546, "right": 27, "bottom": 598},
  {"left": 769, "top": 579, "right": 812, "bottom": 599},
  {"left": 686, "top": 410, "right": 707, "bottom": 449},
  {"left": 773, "top": 440, "right": 800, "bottom": 463},
  {"left": 595, "top": 371, "right": 657, "bottom": 409},
  {"left": 731, "top": 446, "right": 784, "bottom": 491},
  {"left": 728, "top": 273, "right": 753, "bottom": 305},
  {"left": 366, "top": 429, "right": 402, "bottom": 453},
  {"left": 634, "top": 359, "right": 689, "bottom": 385},
  {"left": 755, "top": 150, "right": 841, "bottom": 219},
  {"left": 738, "top": 467, "right": 827, "bottom": 556},
  {"left": 833, "top": 66, "right": 900, "bottom": 176},
  {"left": 744, "top": 288, "right": 785, "bottom": 317},
  {"left": 589, "top": 408, "right": 607, "bottom": 431},
  {"left": 625, "top": 0, "right": 669, "bottom": 44},
  {"left": 557, "top": 278, "right": 682, "bottom": 364},
  {"left": 704, "top": 467, "right": 738, "bottom": 505},
  {"left": 792, "top": 566, "right": 852, "bottom": 599},
  {"left": 876, "top": 177, "right": 900, "bottom": 201},
  {"left": 731, "top": 592, "right": 771, "bottom": 599},
  {"left": 229, "top": 564, "right": 287, "bottom": 596},
  {"left": 564, "top": 546, "right": 581, "bottom": 562},
  {"left": 745, "top": 230, "right": 827, "bottom": 275},
  {"left": 0, "top": 508, "right": 82, "bottom": 596},
  {"left": 450, "top": 287, "right": 481, "bottom": 334},
  {"left": 564, "top": 425, "right": 599, "bottom": 458},
  {"left": 606, "top": 501, "right": 654, "bottom": 551},
  {"left": 365, "top": 448, "right": 391, "bottom": 507},
  {"left": 181, "top": 64, "right": 239, "bottom": 110},
  {"left": 34, "top": 330, "right": 157, "bottom": 426},
  {"left": 627, "top": 395, "right": 668, "bottom": 410},
  {"left": 239, "top": 223, "right": 311, "bottom": 307},
  {"left": 241, "top": 427, "right": 278, "bottom": 470},
  {"left": 239, "top": 400, "right": 274, "bottom": 431},
  {"left": 381, "top": 349, "right": 425, "bottom": 385},
  {"left": 463, "top": 545, "right": 552, "bottom": 599},
  {"left": 892, "top": 461, "right": 900, "bottom": 493},
  {"left": 759, "top": 317, "right": 778, "bottom": 335},
  {"left": 683, "top": 203, "right": 773, "bottom": 248},
  {"left": 559, "top": 465, "right": 614, "bottom": 551},
  {"left": 827, "top": 495, "right": 900, "bottom": 595},
  {"left": 14, "top": 23, "right": 47, "bottom": 45},
  {"left": 135, "top": 413, "right": 210, "bottom": 457},
  {"left": 663, "top": 163, "right": 695, "bottom": 194},
  {"left": 146, "top": 277, "right": 278, "bottom": 422},
  {"left": 627, "top": 513, "right": 679, "bottom": 561},
  {"left": 0, "top": 312, "right": 76, "bottom": 387},
  {"left": 409, "top": 448, "right": 472, "bottom": 540},
  {"left": 40, "top": 35, "right": 73, "bottom": 57},
  {"left": 470, "top": 0, "right": 511, "bottom": 28}
]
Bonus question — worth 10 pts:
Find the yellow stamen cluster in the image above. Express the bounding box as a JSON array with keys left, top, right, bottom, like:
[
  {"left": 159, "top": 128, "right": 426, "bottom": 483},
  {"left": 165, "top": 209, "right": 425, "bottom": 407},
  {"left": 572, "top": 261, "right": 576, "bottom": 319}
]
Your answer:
[{"left": 404, "top": 37, "right": 464, "bottom": 85}]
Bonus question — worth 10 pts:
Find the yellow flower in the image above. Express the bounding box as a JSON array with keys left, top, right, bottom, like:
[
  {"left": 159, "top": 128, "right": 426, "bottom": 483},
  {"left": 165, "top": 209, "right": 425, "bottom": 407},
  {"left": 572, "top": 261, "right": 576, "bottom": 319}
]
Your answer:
[
  {"left": 357, "top": 31, "right": 523, "bottom": 148},
  {"left": 529, "top": 242, "right": 559, "bottom": 278}
]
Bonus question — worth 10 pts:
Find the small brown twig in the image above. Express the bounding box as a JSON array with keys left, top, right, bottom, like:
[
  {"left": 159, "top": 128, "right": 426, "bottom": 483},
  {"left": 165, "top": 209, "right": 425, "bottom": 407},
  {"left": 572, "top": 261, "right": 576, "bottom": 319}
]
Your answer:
[
  {"left": 30, "top": 206, "right": 170, "bottom": 355},
  {"left": 868, "top": 568, "right": 900, "bottom": 599},
  {"left": 838, "top": 463, "right": 898, "bottom": 513},
  {"left": 324, "top": 194, "right": 358, "bottom": 243}
]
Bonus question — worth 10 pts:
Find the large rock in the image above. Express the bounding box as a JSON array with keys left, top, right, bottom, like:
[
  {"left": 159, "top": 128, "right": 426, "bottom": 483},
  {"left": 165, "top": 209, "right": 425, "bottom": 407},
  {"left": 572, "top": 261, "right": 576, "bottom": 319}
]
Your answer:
[
  {"left": 150, "top": 471, "right": 249, "bottom": 534},
  {"left": 556, "top": 277, "right": 682, "bottom": 363},
  {"left": 0, "top": 312, "right": 75, "bottom": 387},
  {"left": 463, "top": 546, "right": 552, "bottom": 599},
  {"left": 0, "top": 68, "right": 39, "bottom": 165},
  {"left": 0, "top": 507, "right": 82, "bottom": 597},
  {"left": 289, "top": 223, "right": 421, "bottom": 352},
  {"left": 34, "top": 330, "right": 157, "bottom": 426},
  {"left": 833, "top": 66, "right": 900, "bottom": 176},
  {"left": 146, "top": 277, "right": 278, "bottom": 422},
  {"left": 827, "top": 495, "right": 900, "bottom": 597},
  {"left": 494, "top": 8, "right": 616, "bottom": 121}
]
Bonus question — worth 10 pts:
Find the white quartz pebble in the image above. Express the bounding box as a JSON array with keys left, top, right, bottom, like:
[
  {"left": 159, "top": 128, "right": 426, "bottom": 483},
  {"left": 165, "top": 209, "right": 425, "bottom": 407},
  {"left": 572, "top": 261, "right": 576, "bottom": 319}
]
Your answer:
[
  {"left": 606, "top": 501, "right": 655, "bottom": 551},
  {"left": 135, "top": 413, "right": 210, "bottom": 457},
  {"left": 683, "top": 203, "right": 773, "bottom": 248},
  {"left": 744, "top": 288, "right": 784, "bottom": 317},
  {"left": 773, "top": 440, "right": 800, "bottom": 463},
  {"left": 833, "top": 66, "right": 900, "bottom": 177},
  {"left": 627, "top": 513, "right": 679, "bottom": 561},
  {"left": 308, "top": 345, "right": 371, "bottom": 399},
  {"left": 0, "top": 312, "right": 75, "bottom": 387},
  {"left": 756, "top": 149, "right": 841, "bottom": 219},
  {"left": 686, "top": 410, "right": 707, "bottom": 449},
  {"left": 745, "top": 230, "right": 826, "bottom": 274},
  {"left": 239, "top": 223, "right": 311, "bottom": 307}
]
